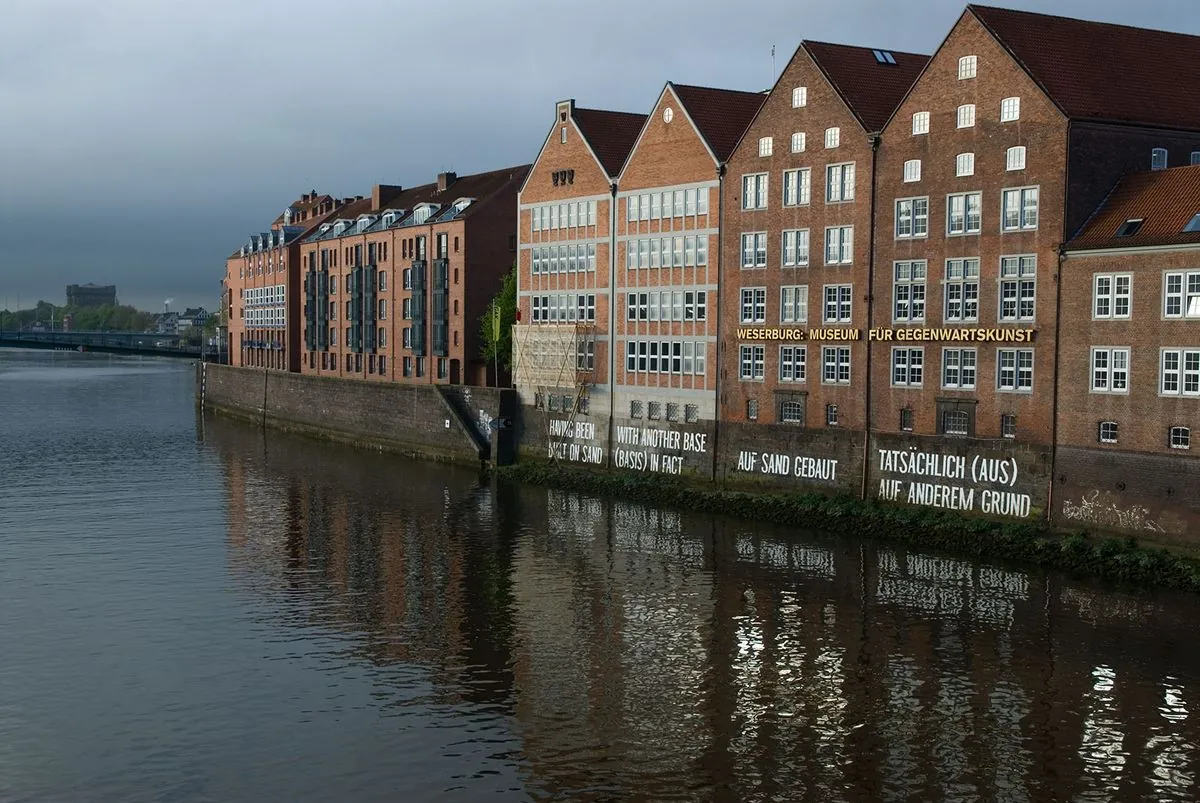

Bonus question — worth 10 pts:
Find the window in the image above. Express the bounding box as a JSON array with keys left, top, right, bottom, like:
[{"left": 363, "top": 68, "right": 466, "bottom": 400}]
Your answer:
[
  {"left": 826, "top": 163, "right": 855, "bottom": 202},
  {"left": 1002, "top": 187, "right": 1039, "bottom": 231},
  {"left": 942, "top": 410, "right": 970, "bottom": 436},
  {"left": 956, "top": 152, "right": 975, "bottom": 177},
  {"left": 779, "top": 345, "right": 806, "bottom": 382},
  {"left": 379, "top": 271, "right": 387, "bottom": 291},
  {"left": 780, "top": 285, "right": 808, "bottom": 323},
  {"left": 822, "top": 346, "right": 851, "bottom": 384},
  {"left": 779, "top": 398, "right": 805, "bottom": 423},
  {"left": 1093, "top": 273, "right": 1132, "bottom": 319},
  {"left": 403, "top": 327, "right": 412, "bottom": 348},
  {"left": 666, "top": 403, "right": 680, "bottom": 423},
  {"left": 912, "top": 111, "right": 930, "bottom": 135},
  {"left": 1000, "top": 97, "right": 1021, "bottom": 122},
  {"left": 1151, "top": 148, "right": 1168, "bottom": 170},
  {"left": 740, "top": 287, "right": 767, "bottom": 323},
  {"left": 1098, "top": 421, "right": 1119, "bottom": 443},
  {"left": 997, "top": 349, "right": 1034, "bottom": 392},
  {"left": 560, "top": 127, "right": 567, "bottom": 144},
  {"left": 942, "top": 348, "right": 978, "bottom": 389},
  {"left": 647, "top": 402, "right": 661, "bottom": 421},
  {"left": 899, "top": 408, "right": 913, "bottom": 431},
  {"left": 685, "top": 404, "right": 699, "bottom": 424},
  {"left": 893, "top": 261, "right": 927, "bottom": 322},
  {"left": 378, "top": 299, "right": 387, "bottom": 319},
  {"left": 999, "top": 255, "right": 1037, "bottom": 321},
  {"left": 1160, "top": 349, "right": 1200, "bottom": 396},
  {"left": 759, "top": 136, "right": 774, "bottom": 157},
  {"left": 740, "top": 345, "right": 765, "bottom": 380},
  {"left": 1186, "top": 213, "right": 1200, "bottom": 233},
  {"left": 741, "top": 232, "right": 767, "bottom": 268},
  {"left": 1170, "top": 426, "right": 1191, "bottom": 450},
  {"left": 747, "top": 399, "right": 759, "bottom": 421},
  {"left": 1116, "top": 219, "right": 1144, "bottom": 237},
  {"left": 958, "top": 55, "right": 977, "bottom": 79},
  {"left": 825, "top": 127, "right": 840, "bottom": 148},
  {"left": 892, "top": 348, "right": 924, "bottom": 387},
  {"left": 403, "top": 268, "right": 412, "bottom": 290},
  {"left": 1006, "top": 146, "right": 1026, "bottom": 171},
  {"left": 824, "top": 227, "right": 853, "bottom": 264},
  {"left": 825, "top": 404, "right": 839, "bottom": 426},
  {"left": 742, "top": 174, "right": 768, "bottom": 210},
  {"left": 378, "top": 327, "right": 387, "bottom": 347},
  {"left": 903, "top": 159, "right": 921, "bottom": 183},
  {"left": 947, "top": 192, "right": 982, "bottom": 235},
  {"left": 782, "top": 229, "right": 810, "bottom": 267},
  {"left": 792, "top": 86, "right": 807, "bottom": 107},
  {"left": 895, "top": 198, "right": 929, "bottom": 238},
  {"left": 1163, "top": 272, "right": 1200, "bottom": 318},
  {"left": 957, "top": 104, "right": 976, "bottom": 128},
  {"left": 823, "top": 284, "right": 852, "bottom": 323},
  {"left": 1193, "top": 152, "right": 1200, "bottom": 166},
  {"left": 783, "top": 168, "right": 811, "bottom": 206},
  {"left": 1001, "top": 414, "right": 1017, "bottom": 439},
  {"left": 791, "top": 132, "right": 806, "bottom": 153},
  {"left": 1091, "top": 347, "right": 1130, "bottom": 393},
  {"left": 630, "top": 401, "right": 643, "bottom": 419}
]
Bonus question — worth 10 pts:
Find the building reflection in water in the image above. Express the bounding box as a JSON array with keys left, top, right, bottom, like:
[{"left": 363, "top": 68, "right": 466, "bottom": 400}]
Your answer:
[{"left": 205, "top": 413, "right": 1200, "bottom": 802}]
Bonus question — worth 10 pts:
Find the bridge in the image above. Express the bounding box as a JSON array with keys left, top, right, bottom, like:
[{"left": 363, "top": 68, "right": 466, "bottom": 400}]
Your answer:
[{"left": 0, "top": 329, "right": 205, "bottom": 358}]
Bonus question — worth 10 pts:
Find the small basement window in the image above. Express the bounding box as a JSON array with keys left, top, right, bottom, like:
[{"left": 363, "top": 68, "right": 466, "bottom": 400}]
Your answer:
[{"left": 1115, "top": 218, "right": 1144, "bottom": 237}]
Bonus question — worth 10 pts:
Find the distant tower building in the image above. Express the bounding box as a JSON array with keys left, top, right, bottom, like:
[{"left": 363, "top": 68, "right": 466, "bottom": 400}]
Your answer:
[{"left": 66, "top": 283, "right": 117, "bottom": 307}]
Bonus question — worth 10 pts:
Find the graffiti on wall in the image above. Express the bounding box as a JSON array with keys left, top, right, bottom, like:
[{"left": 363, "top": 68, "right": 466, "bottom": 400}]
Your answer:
[{"left": 1060, "top": 490, "right": 1184, "bottom": 535}]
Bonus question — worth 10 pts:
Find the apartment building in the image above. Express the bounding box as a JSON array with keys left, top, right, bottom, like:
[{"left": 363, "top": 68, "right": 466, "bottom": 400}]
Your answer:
[
  {"left": 300, "top": 166, "right": 528, "bottom": 385},
  {"left": 224, "top": 192, "right": 344, "bottom": 372},
  {"left": 720, "top": 41, "right": 929, "bottom": 430},
  {"left": 615, "top": 83, "right": 765, "bottom": 424},
  {"left": 871, "top": 5, "right": 1200, "bottom": 445},
  {"left": 513, "top": 99, "right": 646, "bottom": 417}
]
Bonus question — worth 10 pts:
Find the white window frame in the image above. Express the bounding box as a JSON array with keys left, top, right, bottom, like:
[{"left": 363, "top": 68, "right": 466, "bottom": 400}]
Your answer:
[
  {"left": 996, "top": 348, "right": 1034, "bottom": 393},
  {"left": 999, "top": 255, "right": 1037, "bottom": 322},
  {"left": 825, "top": 162, "right": 855, "bottom": 203},
  {"left": 739, "top": 345, "right": 765, "bottom": 381},
  {"left": 958, "top": 55, "right": 978, "bottom": 79},
  {"left": 944, "top": 258, "right": 981, "bottom": 323},
  {"left": 1159, "top": 348, "right": 1200, "bottom": 396},
  {"left": 957, "top": 104, "right": 976, "bottom": 128},
  {"left": 1163, "top": 271, "right": 1200, "bottom": 319},
  {"left": 912, "top": 111, "right": 930, "bottom": 135},
  {"left": 1170, "top": 426, "right": 1191, "bottom": 450},
  {"left": 779, "top": 345, "right": 806, "bottom": 383},
  {"left": 823, "top": 284, "right": 853, "bottom": 323},
  {"left": 1151, "top": 148, "right": 1168, "bottom": 170},
  {"left": 822, "top": 346, "right": 852, "bottom": 385},
  {"left": 783, "top": 168, "right": 811, "bottom": 206},
  {"left": 741, "top": 232, "right": 768, "bottom": 269},
  {"left": 742, "top": 173, "right": 768, "bottom": 210},
  {"left": 792, "top": 86, "right": 807, "bottom": 108},
  {"left": 781, "top": 229, "right": 810, "bottom": 267},
  {"left": 1090, "top": 347, "right": 1130, "bottom": 394},
  {"left": 956, "top": 152, "right": 975, "bottom": 177},
  {"left": 1002, "top": 186, "right": 1040, "bottom": 232},
  {"left": 1098, "top": 421, "right": 1119, "bottom": 444},
  {"left": 1092, "top": 273, "right": 1132, "bottom": 320},
  {"left": 758, "top": 136, "right": 774, "bottom": 157},
  {"left": 895, "top": 197, "right": 929, "bottom": 239},
  {"left": 947, "top": 192, "right": 982, "bottom": 235},
  {"left": 1006, "top": 146, "right": 1026, "bottom": 171},
  {"left": 941, "top": 348, "right": 978, "bottom": 390},
  {"left": 824, "top": 127, "right": 841, "bottom": 148},
  {"left": 892, "top": 261, "right": 927, "bottom": 323},
  {"left": 791, "top": 132, "right": 806, "bottom": 153},
  {"left": 780, "top": 285, "right": 808, "bottom": 324},
  {"left": 903, "top": 159, "right": 921, "bottom": 183},
  {"left": 891, "top": 347, "right": 924, "bottom": 387},
  {"left": 740, "top": 287, "right": 767, "bottom": 324},
  {"left": 1000, "top": 97, "right": 1021, "bottom": 122},
  {"left": 824, "top": 226, "right": 853, "bottom": 265}
]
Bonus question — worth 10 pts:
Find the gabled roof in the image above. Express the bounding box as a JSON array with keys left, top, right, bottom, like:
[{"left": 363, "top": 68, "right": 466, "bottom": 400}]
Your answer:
[
  {"left": 669, "top": 83, "right": 767, "bottom": 163},
  {"left": 970, "top": 4, "right": 1200, "bottom": 131},
  {"left": 1067, "top": 165, "right": 1200, "bottom": 251},
  {"left": 804, "top": 41, "right": 929, "bottom": 133},
  {"left": 572, "top": 107, "right": 647, "bottom": 176}
]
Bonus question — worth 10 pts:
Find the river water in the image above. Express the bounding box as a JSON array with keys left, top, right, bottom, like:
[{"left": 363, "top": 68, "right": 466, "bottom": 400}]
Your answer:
[{"left": 1, "top": 348, "right": 1198, "bottom": 802}]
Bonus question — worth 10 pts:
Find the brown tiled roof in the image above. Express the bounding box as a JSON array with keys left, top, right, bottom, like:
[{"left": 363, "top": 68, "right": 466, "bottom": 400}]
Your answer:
[
  {"left": 572, "top": 107, "right": 647, "bottom": 177},
  {"left": 1067, "top": 166, "right": 1200, "bottom": 250},
  {"left": 270, "top": 192, "right": 337, "bottom": 226},
  {"left": 670, "top": 83, "right": 767, "bottom": 163},
  {"left": 971, "top": 5, "right": 1200, "bottom": 131},
  {"left": 375, "top": 164, "right": 530, "bottom": 217},
  {"left": 805, "top": 41, "right": 929, "bottom": 132}
]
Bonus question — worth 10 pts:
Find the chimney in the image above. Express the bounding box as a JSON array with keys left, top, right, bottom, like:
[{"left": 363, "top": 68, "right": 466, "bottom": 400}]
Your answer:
[
  {"left": 437, "top": 171, "right": 457, "bottom": 192},
  {"left": 371, "top": 184, "right": 403, "bottom": 210}
]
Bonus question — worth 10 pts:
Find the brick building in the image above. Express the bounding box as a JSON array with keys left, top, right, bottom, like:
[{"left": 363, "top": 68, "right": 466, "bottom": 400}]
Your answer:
[
  {"left": 615, "top": 83, "right": 765, "bottom": 423},
  {"left": 1060, "top": 166, "right": 1200, "bottom": 455},
  {"left": 66, "top": 283, "right": 117, "bottom": 307},
  {"left": 224, "top": 192, "right": 344, "bottom": 372},
  {"left": 299, "top": 166, "right": 528, "bottom": 385},
  {"left": 513, "top": 99, "right": 646, "bottom": 417},
  {"left": 871, "top": 5, "right": 1200, "bottom": 445},
  {"left": 720, "top": 42, "right": 928, "bottom": 430}
]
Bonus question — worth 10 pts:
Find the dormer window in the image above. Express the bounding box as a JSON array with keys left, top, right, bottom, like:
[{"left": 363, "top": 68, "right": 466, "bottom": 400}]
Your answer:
[
  {"left": 1151, "top": 148, "right": 1168, "bottom": 170},
  {"left": 1115, "top": 218, "right": 1144, "bottom": 237},
  {"left": 1183, "top": 213, "right": 1200, "bottom": 234},
  {"left": 453, "top": 198, "right": 473, "bottom": 213},
  {"left": 356, "top": 216, "right": 372, "bottom": 233},
  {"left": 412, "top": 205, "right": 435, "bottom": 224},
  {"left": 333, "top": 221, "right": 347, "bottom": 235}
]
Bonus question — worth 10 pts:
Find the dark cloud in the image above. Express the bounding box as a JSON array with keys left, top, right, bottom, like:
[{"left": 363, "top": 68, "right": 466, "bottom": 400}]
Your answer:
[{"left": 1, "top": 0, "right": 1194, "bottom": 311}]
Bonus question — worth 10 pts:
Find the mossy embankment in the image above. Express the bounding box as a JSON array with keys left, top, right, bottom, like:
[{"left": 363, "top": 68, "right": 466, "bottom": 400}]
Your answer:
[{"left": 497, "top": 461, "right": 1200, "bottom": 593}]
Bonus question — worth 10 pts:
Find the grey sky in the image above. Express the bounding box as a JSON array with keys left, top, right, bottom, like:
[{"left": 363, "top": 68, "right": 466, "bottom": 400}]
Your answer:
[{"left": 1, "top": 0, "right": 1195, "bottom": 313}]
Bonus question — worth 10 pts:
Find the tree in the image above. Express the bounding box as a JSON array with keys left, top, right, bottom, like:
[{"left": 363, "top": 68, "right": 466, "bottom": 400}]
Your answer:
[{"left": 479, "top": 264, "right": 516, "bottom": 376}]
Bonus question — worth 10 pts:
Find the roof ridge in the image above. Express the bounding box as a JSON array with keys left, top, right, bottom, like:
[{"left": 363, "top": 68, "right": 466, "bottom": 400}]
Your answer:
[
  {"left": 969, "top": 3, "right": 1200, "bottom": 40},
  {"left": 575, "top": 106, "right": 646, "bottom": 119},
  {"left": 803, "top": 39, "right": 930, "bottom": 58},
  {"left": 670, "top": 81, "right": 766, "bottom": 97}
]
